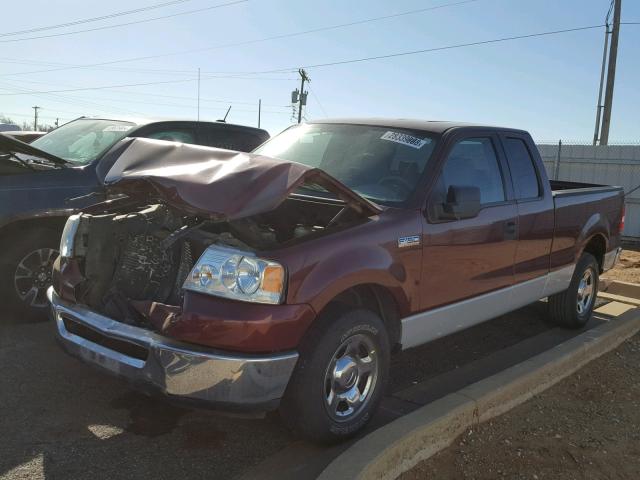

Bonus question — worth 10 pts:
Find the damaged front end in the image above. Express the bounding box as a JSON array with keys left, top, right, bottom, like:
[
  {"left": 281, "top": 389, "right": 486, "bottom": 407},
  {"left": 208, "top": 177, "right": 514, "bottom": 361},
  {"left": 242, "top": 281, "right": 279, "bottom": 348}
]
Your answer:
[
  {"left": 53, "top": 137, "right": 378, "bottom": 349},
  {"left": 57, "top": 192, "right": 369, "bottom": 332},
  {"left": 50, "top": 137, "right": 380, "bottom": 409}
]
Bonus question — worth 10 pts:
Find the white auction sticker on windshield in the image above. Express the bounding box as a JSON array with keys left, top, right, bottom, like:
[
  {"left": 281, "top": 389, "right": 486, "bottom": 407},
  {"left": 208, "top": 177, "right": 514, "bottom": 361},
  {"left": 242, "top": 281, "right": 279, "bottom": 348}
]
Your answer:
[
  {"left": 103, "top": 125, "right": 133, "bottom": 132},
  {"left": 380, "top": 131, "right": 428, "bottom": 149}
]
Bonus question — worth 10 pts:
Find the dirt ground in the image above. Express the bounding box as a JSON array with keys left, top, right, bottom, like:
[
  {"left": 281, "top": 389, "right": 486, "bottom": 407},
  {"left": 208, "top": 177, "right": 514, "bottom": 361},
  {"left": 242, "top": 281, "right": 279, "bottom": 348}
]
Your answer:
[
  {"left": 402, "top": 250, "right": 640, "bottom": 480},
  {"left": 602, "top": 247, "right": 640, "bottom": 284},
  {"left": 402, "top": 333, "right": 640, "bottom": 480}
]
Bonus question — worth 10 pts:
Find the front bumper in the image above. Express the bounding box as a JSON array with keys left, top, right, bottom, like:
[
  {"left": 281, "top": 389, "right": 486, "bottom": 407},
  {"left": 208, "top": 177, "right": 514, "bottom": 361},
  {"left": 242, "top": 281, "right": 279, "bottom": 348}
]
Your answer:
[{"left": 48, "top": 287, "right": 298, "bottom": 411}]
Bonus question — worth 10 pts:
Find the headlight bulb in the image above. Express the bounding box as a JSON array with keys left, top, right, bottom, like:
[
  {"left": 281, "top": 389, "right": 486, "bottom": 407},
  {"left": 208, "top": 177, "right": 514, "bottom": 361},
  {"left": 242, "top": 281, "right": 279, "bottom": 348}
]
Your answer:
[
  {"left": 221, "top": 257, "right": 240, "bottom": 290},
  {"left": 237, "top": 257, "right": 261, "bottom": 294},
  {"left": 193, "top": 264, "right": 216, "bottom": 287}
]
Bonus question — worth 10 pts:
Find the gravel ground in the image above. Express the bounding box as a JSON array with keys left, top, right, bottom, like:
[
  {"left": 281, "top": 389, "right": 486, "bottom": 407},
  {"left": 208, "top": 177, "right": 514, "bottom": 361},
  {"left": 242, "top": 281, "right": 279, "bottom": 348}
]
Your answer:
[
  {"left": 602, "top": 248, "right": 640, "bottom": 284},
  {"left": 402, "top": 333, "right": 640, "bottom": 480}
]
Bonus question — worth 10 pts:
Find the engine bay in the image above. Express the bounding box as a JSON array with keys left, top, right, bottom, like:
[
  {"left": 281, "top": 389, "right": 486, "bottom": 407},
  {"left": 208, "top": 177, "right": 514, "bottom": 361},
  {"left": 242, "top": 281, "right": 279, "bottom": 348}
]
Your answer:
[{"left": 69, "top": 194, "right": 363, "bottom": 326}]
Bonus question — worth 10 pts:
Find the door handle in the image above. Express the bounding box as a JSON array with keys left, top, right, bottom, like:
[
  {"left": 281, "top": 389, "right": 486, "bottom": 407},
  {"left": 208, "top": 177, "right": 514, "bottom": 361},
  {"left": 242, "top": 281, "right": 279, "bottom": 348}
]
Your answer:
[{"left": 504, "top": 220, "right": 517, "bottom": 239}]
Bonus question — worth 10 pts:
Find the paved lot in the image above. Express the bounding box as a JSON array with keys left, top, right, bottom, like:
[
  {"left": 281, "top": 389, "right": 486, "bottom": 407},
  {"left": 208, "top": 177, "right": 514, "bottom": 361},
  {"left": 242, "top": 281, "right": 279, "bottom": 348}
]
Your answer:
[{"left": 0, "top": 303, "right": 601, "bottom": 480}]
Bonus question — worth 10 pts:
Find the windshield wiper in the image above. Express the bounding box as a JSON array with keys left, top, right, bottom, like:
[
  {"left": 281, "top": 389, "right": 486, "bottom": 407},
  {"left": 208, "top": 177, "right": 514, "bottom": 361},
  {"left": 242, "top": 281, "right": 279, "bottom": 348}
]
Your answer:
[
  {"left": 0, "top": 133, "right": 70, "bottom": 165},
  {"left": 5, "top": 152, "right": 36, "bottom": 171}
]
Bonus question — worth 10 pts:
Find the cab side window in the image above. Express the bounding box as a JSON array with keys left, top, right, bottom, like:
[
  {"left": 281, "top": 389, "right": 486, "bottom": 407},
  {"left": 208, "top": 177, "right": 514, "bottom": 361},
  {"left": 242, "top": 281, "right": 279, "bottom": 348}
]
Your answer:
[
  {"left": 503, "top": 137, "right": 541, "bottom": 200},
  {"left": 438, "top": 137, "right": 505, "bottom": 204}
]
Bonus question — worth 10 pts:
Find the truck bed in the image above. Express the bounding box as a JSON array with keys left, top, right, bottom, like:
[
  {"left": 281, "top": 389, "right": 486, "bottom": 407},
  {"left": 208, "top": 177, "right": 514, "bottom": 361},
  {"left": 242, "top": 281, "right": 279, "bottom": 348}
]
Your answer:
[
  {"left": 549, "top": 179, "right": 624, "bottom": 269},
  {"left": 550, "top": 179, "right": 623, "bottom": 197}
]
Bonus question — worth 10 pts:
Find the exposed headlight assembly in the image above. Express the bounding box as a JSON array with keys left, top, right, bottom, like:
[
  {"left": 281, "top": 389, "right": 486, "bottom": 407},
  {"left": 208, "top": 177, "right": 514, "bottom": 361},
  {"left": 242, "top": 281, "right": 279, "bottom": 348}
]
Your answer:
[
  {"left": 60, "top": 214, "right": 81, "bottom": 258},
  {"left": 183, "top": 246, "right": 286, "bottom": 305}
]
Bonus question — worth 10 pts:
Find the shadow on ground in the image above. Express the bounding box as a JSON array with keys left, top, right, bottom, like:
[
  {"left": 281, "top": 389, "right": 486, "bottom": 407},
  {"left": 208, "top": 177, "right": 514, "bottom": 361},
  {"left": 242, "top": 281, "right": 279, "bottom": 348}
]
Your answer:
[{"left": 1, "top": 301, "right": 566, "bottom": 480}]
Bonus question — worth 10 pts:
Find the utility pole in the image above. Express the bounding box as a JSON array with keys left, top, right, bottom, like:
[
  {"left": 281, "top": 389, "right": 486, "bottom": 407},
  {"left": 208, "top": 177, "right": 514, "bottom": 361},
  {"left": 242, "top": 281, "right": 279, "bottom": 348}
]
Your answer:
[
  {"left": 297, "top": 68, "right": 309, "bottom": 124},
  {"left": 32, "top": 106, "right": 40, "bottom": 131},
  {"left": 258, "top": 99, "right": 262, "bottom": 128},
  {"left": 592, "top": 22, "right": 610, "bottom": 145},
  {"left": 600, "top": 0, "right": 621, "bottom": 145}
]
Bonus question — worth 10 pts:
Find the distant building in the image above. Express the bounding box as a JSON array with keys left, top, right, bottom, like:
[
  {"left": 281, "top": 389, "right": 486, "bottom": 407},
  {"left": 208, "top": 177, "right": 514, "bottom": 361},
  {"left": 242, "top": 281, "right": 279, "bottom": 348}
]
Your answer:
[{"left": 0, "top": 123, "right": 21, "bottom": 132}]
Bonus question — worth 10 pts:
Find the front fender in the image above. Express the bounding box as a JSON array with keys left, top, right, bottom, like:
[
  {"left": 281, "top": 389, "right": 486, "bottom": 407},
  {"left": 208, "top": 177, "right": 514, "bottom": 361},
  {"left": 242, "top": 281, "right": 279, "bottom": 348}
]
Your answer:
[
  {"left": 280, "top": 210, "right": 423, "bottom": 318},
  {"left": 298, "top": 243, "right": 413, "bottom": 317}
]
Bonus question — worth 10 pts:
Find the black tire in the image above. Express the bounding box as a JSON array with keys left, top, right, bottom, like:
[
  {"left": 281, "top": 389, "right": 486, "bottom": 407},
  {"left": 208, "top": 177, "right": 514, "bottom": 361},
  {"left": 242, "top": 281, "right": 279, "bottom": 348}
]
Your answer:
[
  {"left": 280, "top": 307, "right": 390, "bottom": 444},
  {"left": 0, "top": 227, "right": 60, "bottom": 322},
  {"left": 548, "top": 253, "right": 599, "bottom": 329}
]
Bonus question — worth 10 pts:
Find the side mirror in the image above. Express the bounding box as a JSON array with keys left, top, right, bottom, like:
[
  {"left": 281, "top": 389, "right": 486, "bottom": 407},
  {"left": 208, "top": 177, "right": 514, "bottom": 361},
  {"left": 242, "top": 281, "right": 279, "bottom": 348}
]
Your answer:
[{"left": 439, "top": 185, "right": 481, "bottom": 220}]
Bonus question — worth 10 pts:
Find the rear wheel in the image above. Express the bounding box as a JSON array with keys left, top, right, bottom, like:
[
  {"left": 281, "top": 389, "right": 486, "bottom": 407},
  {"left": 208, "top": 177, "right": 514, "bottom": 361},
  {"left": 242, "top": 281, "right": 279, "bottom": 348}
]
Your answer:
[
  {"left": 0, "top": 228, "right": 60, "bottom": 321},
  {"left": 280, "top": 307, "right": 389, "bottom": 444},
  {"left": 548, "top": 253, "right": 599, "bottom": 329}
]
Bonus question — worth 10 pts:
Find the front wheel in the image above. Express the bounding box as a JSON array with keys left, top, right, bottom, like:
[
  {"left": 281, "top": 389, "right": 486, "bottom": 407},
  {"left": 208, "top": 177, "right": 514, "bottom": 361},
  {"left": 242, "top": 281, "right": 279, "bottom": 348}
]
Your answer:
[
  {"left": 280, "top": 307, "right": 390, "bottom": 444},
  {"left": 548, "top": 253, "right": 599, "bottom": 329}
]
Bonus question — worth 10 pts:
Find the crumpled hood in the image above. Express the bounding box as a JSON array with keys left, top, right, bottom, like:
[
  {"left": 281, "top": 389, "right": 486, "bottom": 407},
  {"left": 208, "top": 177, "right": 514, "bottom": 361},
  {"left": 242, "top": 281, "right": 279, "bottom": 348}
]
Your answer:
[{"left": 100, "top": 137, "right": 381, "bottom": 220}]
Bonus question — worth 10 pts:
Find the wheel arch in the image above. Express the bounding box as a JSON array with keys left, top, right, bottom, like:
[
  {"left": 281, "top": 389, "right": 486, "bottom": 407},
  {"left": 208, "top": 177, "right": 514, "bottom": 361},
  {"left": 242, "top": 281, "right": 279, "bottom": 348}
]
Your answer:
[
  {"left": 580, "top": 232, "right": 608, "bottom": 273},
  {"left": 314, "top": 283, "right": 404, "bottom": 353},
  {"left": 0, "top": 216, "right": 67, "bottom": 247}
]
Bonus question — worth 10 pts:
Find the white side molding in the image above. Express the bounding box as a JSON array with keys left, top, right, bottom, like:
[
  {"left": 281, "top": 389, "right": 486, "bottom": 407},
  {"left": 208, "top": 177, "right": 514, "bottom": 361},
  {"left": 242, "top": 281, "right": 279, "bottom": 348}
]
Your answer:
[{"left": 400, "top": 265, "right": 576, "bottom": 350}]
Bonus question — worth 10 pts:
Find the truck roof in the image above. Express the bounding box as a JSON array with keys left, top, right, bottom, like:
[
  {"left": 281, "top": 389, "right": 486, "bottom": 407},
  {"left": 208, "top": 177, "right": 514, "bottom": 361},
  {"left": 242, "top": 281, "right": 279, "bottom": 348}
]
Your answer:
[{"left": 308, "top": 118, "right": 529, "bottom": 136}]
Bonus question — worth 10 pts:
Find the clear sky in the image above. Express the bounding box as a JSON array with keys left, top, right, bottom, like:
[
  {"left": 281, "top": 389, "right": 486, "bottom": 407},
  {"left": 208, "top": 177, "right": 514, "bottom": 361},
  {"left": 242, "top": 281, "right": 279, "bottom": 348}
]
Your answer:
[{"left": 0, "top": 0, "right": 638, "bottom": 142}]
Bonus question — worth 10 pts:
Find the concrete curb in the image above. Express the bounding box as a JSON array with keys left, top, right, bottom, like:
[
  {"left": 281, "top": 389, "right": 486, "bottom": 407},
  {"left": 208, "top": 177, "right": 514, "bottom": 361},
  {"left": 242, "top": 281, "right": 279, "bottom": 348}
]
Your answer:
[{"left": 318, "top": 307, "right": 640, "bottom": 480}]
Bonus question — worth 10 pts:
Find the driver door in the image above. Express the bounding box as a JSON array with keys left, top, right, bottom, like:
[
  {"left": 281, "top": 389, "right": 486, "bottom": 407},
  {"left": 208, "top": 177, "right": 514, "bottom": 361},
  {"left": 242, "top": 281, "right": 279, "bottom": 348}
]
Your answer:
[{"left": 420, "top": 134, "right": 517, "bottom": 311}]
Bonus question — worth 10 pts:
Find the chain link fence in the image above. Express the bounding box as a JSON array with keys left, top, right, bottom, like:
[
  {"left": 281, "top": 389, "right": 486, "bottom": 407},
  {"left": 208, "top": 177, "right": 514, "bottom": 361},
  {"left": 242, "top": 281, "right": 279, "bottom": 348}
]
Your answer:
[{"left": 536, "top": 141, "right": 640, "bottom": 240}]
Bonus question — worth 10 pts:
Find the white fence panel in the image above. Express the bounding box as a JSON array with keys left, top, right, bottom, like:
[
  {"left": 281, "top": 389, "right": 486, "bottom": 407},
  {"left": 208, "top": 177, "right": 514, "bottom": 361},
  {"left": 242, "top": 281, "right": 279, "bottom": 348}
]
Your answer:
[{"left": 536, "top": 144, "right": 640, "bottom": 240}]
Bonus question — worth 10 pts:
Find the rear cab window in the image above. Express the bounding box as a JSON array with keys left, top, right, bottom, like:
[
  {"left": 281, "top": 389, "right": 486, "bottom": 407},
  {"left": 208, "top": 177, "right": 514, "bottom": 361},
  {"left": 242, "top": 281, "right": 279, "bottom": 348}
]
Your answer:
[
  {"left": 503, "top": 137, "right": 541, "bottom": 200},
  {"left": 202, "top": 126, "right": 268, "bottom": 152},
  {"left": 146, "top": 129, "right": 196, "bottom": 144}
]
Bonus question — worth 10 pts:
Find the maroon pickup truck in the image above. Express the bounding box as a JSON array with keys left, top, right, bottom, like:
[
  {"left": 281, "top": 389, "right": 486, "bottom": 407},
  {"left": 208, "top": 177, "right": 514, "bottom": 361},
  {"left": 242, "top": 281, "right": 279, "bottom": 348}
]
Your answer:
[{"left": 49, "top": 119, "right": 624, "bottom": 443}]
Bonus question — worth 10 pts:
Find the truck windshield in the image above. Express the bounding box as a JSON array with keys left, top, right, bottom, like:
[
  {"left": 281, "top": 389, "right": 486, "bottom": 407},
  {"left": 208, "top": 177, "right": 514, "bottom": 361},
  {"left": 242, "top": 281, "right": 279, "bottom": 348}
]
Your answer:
[
  {"left": 31, "top": 119, "right": 136, "bottom": 165},
  {"left": 254, "top": 123, "right": 437, "bottom": 205}
]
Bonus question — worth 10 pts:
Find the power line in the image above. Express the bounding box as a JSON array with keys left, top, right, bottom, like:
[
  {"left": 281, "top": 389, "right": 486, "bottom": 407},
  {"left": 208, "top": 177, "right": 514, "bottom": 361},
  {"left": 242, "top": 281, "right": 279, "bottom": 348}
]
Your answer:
[
  {"left": 307, "top": 85, "right": 328, "bottom": 117},
  {"left": 0, "top": 0, "right": 194, "bottom": 37},
  {"left": 0, "top": 76, "right": 290, "bottom": 108},
  {"left": 0, "top": 78, "right": 197, "bottom": 96},
  {"left": 0, "top": 0, "right": 248, "bottom": 44},
  {"left": 2, "top": 23, "right": 632, "bottom": 100},
  {"left": 0, "top": 57, "right": 295, "bottom": 79},
  {"left": 0, "top": 0, "right": 484, "bottom": 77},
  {"left": 0, "top": 81, "right": 147, "bottom": 116},
  {"left": 0, "top": 24, "right": 615, "bottom": 97},
  {"left": 288, "top": 24, "right": 609, "bottom": 71},
  {"left": 0, "top": 55, "right": 296, "bottom": 79}
]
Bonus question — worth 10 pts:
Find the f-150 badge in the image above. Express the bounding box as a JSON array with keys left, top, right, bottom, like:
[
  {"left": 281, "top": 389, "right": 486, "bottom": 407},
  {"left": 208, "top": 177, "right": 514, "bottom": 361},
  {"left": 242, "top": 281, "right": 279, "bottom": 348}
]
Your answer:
[{"left": 398, "top": 235, "right": 421, "bottom": 248}]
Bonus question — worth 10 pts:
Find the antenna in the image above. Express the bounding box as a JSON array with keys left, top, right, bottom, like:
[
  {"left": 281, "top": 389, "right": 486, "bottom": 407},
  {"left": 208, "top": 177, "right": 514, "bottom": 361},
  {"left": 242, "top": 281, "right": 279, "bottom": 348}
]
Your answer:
[{"left": 218, "top": 105, "right": 232, "bottom": 122}]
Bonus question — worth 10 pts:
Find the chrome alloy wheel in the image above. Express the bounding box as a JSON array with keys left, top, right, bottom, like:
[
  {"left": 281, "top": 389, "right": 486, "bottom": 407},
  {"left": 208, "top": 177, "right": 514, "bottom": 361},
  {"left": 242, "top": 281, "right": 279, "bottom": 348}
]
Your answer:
[
  {"left": 323, "top": 333, "right": 379, "bottom": 422},
  {"left": 13, "top": 248, "right": 58, "bottom": 308},
  {"left": 576, "top": 267, "right": 595, "bottom": 315}
]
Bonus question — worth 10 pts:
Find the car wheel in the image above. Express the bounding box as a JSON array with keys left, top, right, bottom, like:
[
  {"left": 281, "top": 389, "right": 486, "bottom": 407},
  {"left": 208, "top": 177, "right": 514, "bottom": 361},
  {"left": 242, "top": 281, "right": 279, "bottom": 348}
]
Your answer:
[
  {"left": 0, "top": 228, "right": 60, "bottom": 321},
  {"left": 280, "top": 307, "right": 390, "bottom": 444},
  {"left": 548, "top": 253, "right": 599, "bottom": 329}
]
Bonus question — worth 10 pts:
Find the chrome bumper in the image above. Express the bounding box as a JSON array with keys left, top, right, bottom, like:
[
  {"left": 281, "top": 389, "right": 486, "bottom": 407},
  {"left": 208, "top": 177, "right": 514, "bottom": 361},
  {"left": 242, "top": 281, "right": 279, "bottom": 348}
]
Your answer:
[
  {"left": 603, "top": 247, "right": 623, "bottom": 271},
  {"left": 48, "top": 287, "right": 298, "bottom": 410}
]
